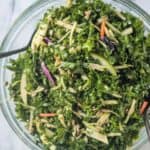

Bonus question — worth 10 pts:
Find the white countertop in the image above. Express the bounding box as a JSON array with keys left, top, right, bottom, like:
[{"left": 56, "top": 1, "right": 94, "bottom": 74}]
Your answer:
[{"left": 0, "top": 0, "right": 150, "bottom": 150}]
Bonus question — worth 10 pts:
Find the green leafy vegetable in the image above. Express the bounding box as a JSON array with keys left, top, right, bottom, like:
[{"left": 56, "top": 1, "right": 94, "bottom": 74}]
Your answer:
[{"left": 8, "top": 0, "right": 150, "bottom": 149}]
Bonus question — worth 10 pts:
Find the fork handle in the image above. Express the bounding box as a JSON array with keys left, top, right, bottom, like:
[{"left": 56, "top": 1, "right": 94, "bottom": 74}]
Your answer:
[{"left": 0, "top": 46, "right": 27, "bottom": 59}]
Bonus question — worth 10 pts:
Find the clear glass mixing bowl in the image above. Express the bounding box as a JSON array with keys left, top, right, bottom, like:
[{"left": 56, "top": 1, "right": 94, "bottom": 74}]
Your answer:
[{"left": 0, "top": 0, "right": 150, "bottom": 149}]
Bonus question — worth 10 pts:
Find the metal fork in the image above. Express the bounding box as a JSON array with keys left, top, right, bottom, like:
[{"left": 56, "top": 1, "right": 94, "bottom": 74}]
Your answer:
[{"left": 0, "top": 29, "right": 36, "bottom": 59}]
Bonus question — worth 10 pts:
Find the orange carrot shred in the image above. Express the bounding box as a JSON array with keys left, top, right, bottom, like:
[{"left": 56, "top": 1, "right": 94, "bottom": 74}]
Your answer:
[
  {"left": 39, "top": 113, "right": 57, "bottom": 117},
  {"left": 140, "top": 101, "right": 149, "bottom": 115},
  {"left": 104, "top": 26, "right": 109, "bottom": 37},
  {"left": 100, "top": 18, "right": 106, "bottom": 40}
]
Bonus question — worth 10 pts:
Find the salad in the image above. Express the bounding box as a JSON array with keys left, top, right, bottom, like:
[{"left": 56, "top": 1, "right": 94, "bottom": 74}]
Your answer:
[{"left": 8, "top": 0, "right": 150, "bottom": 149}]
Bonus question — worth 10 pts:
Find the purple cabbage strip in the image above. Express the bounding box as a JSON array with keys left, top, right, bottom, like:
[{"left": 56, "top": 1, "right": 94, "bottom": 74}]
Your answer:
[
  {"left": 102, "top": 36, "right": 116, "bottom": 51},
  {"left": 43, "top": 37, "right": 52, "bottom": 45},
  {"left": 41, "top": 62, "right": 55, "bottom": 86}
]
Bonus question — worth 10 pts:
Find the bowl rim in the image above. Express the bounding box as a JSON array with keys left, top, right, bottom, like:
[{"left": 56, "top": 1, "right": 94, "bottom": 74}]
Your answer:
[{"left": 0, "top": 0, "right": 150, "bottom": 149}]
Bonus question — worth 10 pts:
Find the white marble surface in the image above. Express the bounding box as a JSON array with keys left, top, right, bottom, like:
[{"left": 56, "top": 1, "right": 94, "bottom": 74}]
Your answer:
[{"left": 0, "top": 0, "right": 150, "bottom": 150}]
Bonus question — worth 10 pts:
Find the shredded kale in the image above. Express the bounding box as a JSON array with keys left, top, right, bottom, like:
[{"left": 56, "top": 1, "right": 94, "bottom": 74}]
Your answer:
[{"left": 8, "top": 0, "right": 150, "bottom": 149}]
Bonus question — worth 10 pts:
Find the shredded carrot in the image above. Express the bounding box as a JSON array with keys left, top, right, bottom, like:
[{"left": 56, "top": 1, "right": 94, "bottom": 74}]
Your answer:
[
  {"left": 39, "top": 113, "right": 57, "bottom": 117},
  {"left": 140, "top": 101, "right": 149, "bottom": 115},
  {"left": 100, "top": 18, "right": 106, "bottom": 40},
  {"left": 104, "top": 26, "right": 109, "bottom": 37}
]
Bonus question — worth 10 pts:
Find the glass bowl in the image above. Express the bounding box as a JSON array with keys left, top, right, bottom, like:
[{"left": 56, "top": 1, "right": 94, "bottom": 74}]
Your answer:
[{"left": 0, "top": 0, "right": 150, "bottom": 149}]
